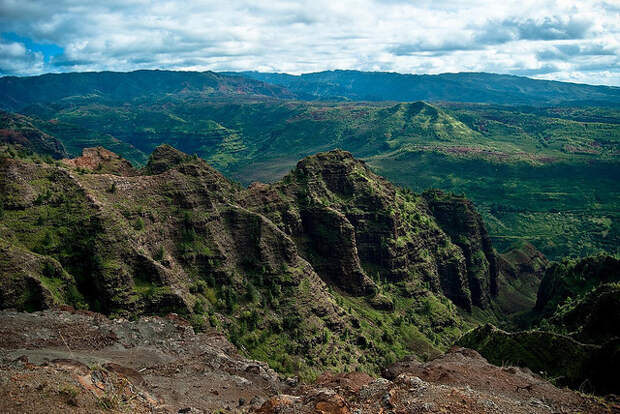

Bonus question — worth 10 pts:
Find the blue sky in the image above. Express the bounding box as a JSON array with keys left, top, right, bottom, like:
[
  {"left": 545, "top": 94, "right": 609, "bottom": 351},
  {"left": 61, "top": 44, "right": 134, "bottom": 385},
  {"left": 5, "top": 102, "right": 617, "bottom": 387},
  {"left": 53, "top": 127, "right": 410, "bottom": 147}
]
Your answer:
[{"left": 0, "top": 0, "right": 618, "bottom": 85}]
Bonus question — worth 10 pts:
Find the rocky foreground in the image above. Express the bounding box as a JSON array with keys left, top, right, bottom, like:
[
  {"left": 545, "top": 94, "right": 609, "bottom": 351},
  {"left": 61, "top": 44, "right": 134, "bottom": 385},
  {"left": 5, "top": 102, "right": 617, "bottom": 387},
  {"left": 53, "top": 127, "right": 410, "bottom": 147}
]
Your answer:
[{"left": 1, "top": 309, "right": 617, "bottom": 414}]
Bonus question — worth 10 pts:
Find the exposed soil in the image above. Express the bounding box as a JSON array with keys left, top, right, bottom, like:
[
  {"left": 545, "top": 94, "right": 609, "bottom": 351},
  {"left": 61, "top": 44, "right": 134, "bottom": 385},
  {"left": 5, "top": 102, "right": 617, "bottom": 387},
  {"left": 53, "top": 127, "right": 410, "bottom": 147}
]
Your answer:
[
  {"left": 1, "top": 309, "right": 618, "bottom": 414},
  {"left": 0, "top": 309, "right": 283, "bottom": 413}
]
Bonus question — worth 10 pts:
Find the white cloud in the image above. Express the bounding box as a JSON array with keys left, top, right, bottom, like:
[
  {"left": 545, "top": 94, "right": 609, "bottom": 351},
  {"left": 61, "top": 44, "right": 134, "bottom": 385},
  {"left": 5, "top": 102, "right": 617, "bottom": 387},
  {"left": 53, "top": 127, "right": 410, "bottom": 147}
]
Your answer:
[
  {"left": 0, "top": 0, "right": 618, "bottom": 85},
  {"left": 0, "top": 38, "right": 45, "bottom": 75}
]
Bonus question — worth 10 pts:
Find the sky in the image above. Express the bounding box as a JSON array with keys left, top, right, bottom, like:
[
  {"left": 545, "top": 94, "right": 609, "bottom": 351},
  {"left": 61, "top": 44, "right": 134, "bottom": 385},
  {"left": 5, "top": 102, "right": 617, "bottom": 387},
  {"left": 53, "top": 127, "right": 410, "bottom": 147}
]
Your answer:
[{"left": 0, "top": 0, "right": 618, "bottom": 85}]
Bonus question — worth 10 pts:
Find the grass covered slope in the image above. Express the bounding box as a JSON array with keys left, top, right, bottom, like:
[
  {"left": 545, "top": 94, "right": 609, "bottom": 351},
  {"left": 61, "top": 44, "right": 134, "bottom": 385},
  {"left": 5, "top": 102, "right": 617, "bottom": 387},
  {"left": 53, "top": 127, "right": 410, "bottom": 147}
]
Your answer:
[{"left": 0, "top": 146, "right": 510, "bottom": 380}]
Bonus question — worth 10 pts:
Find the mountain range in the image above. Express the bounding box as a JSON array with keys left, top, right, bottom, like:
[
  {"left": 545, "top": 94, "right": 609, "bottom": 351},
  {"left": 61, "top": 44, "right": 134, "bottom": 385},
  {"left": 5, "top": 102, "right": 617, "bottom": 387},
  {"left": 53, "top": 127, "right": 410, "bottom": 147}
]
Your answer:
[
  {"left": 2, "top": 70, "right": 620, "bottom": 112},
  {"left": 235, "top": 70, "right": 620, "bottom": 106}
]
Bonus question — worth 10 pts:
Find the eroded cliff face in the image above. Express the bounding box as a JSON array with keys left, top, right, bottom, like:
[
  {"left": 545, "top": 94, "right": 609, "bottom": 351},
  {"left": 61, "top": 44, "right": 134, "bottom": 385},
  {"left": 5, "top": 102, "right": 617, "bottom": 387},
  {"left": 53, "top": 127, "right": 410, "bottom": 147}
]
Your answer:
[
  {"left": 241, "top": 150, "right": 503, "bottom": 311},
  {"left": 0, "top": 146, "right": 505, "bottom": 378},
  {"left": 423, "top": 189, "right": 499, "bottom": 308}
]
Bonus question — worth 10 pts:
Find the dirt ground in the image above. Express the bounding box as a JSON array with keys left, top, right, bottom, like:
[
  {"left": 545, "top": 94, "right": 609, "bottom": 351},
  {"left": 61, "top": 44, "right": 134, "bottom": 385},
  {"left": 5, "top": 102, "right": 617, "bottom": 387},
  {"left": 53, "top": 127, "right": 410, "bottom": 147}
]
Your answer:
[{"left": 1, "top": 309, "right": 618, "bottom": 414}]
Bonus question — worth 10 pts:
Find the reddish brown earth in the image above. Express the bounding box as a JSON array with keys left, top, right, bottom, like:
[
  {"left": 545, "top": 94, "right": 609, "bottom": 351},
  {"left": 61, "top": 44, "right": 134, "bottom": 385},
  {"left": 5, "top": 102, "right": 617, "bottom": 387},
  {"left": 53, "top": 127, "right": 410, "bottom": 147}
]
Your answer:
[
  {"left": 62, "top": 146, "right": 137, "bottom": 175},
  {"left": 1, "top": 309, "right": 618, "bottom": 414},
  {"left": 258, "top": 348, "right": 619, "bottom": 414}
]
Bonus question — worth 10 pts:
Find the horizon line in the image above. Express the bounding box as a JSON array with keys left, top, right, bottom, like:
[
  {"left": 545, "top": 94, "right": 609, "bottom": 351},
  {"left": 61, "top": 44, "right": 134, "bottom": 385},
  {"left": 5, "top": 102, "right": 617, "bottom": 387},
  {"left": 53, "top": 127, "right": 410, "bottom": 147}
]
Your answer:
[{"left": 1, "top": 68, "right": 618, "bottom": 88}]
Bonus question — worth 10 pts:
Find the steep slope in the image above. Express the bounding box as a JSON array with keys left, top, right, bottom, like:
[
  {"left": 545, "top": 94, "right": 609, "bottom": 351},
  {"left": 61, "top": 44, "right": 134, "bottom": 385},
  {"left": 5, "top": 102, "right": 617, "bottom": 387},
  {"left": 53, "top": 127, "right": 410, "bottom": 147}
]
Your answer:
[
  {"left": 242, "top": 150, "right": 500, "bottom": 311},
  {"left": 0, "top": 146, "right": 506, "bottom": 380},
  {"left": 422, "top": 190, "right": 499, "bottom": 308},
  {"left": 238, "top": 70, "right": 620, "bottom": 105}
]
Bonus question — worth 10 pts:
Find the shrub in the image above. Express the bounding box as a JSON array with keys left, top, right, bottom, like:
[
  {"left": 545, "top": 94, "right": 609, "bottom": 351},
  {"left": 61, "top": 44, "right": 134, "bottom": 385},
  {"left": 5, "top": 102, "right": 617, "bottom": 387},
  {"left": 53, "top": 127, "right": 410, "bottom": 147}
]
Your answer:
[
  {"left": 58, "top": 385, "right": 79, "bottom": 406},
  {"left": 193, "top": 298, "right": 206, "bottom": 314},
  {"left": 246, "top": 282, "right": 259, "bottom": 303},
  {"left": 190, "top": 279, "right": 208, "bottom": 294},
  {"left": 203, "top": 287, "right": 217, "bottom": 304},
  {"left": 133, "top": 217, "right": 144, "bottom": 231}
]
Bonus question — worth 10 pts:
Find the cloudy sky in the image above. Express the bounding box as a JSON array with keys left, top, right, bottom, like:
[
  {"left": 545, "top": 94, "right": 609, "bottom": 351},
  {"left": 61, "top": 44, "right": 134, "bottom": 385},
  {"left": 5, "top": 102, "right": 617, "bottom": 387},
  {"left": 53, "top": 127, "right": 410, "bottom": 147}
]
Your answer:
[{"left": 0, "top": 0, "right": 618, "bottom": 85}]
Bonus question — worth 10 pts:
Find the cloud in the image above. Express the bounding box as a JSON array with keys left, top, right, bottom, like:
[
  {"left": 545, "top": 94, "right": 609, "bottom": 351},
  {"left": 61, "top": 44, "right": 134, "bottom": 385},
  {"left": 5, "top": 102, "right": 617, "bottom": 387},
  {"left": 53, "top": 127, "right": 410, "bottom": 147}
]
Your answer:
[
  {"left": 0, "top": 37, "right": 45, "bottom": 75},
  {"left": 536, "top": 42, "right": 618, "bottom": 60},
  {"left": 476, "top": 16, "right": 593, "bottom": 44},
  {"left": 0, "top": 0, "right": 618, "bottom": 85}
]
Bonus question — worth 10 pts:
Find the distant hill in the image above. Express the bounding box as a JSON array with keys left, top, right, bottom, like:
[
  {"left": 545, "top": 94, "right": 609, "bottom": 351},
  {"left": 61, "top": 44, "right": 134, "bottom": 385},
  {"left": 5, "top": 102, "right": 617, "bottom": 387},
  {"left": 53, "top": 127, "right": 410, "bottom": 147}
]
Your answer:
[
  {"left": 0, "top": 70, "right": 296, "bottom": 112},
  {"left": 0, "top": 111, "right": 67, "bottom": 159},
  {"left": 4, "top": 70, "right": 620, "bottom": 111},
  {"left": 235, "top": 70, "right": 620, "bottom": 106}
]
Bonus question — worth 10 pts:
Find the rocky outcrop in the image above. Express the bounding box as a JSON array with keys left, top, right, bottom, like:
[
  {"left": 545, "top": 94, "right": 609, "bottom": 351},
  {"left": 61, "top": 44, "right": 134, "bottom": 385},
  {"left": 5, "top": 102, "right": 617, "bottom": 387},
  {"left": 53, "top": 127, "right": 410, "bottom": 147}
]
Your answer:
[
  {"left": 243, "top": 150, "right": 484, "bottom": 310},
  {"left": 143, "top": 143, "right": 193, "bottom": 174},
  {"left": 62, "top": 146, "right": 137, "bottom": 176}
]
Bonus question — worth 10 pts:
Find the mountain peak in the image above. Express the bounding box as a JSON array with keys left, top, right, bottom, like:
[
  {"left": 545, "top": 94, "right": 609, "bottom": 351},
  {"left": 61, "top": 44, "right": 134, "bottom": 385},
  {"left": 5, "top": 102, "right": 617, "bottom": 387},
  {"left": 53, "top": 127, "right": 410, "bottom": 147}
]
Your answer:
[
  {"left": 145, "top": 144, "right": 193, "bottom": 174},
  {"left": 295, "top": 149, "right": 357, "bottom": 168}
]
